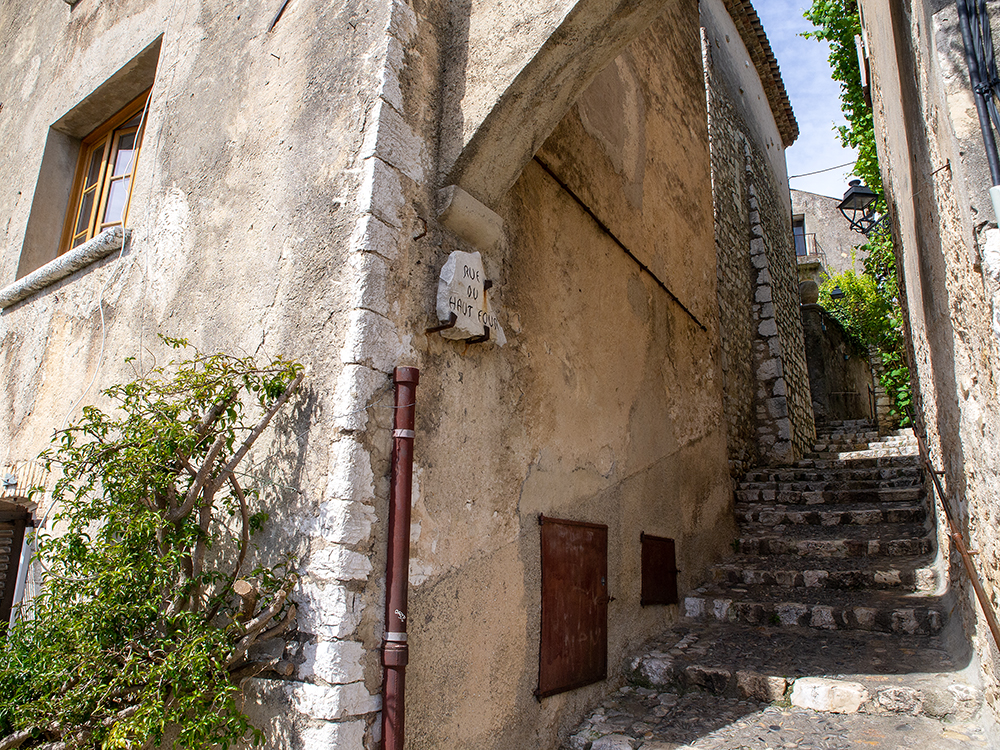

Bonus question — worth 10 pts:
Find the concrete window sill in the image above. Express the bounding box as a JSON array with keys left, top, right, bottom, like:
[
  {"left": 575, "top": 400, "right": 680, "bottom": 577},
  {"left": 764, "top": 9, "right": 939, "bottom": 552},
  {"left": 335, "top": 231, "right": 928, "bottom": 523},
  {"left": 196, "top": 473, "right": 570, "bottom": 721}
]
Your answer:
[{"left": 0, "top": 227, "right": 127, "bottom": 311}]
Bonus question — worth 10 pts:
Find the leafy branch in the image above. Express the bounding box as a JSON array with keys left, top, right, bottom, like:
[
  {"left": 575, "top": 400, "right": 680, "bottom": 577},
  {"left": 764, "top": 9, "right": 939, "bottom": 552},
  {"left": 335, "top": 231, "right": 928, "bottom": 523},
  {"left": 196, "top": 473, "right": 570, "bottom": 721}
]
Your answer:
[
  {"left": 805, "top": 0, "right": 912, "bottom": 426},
  {"left": 0, "top": 340, "right": 304, "bottom": 749}
]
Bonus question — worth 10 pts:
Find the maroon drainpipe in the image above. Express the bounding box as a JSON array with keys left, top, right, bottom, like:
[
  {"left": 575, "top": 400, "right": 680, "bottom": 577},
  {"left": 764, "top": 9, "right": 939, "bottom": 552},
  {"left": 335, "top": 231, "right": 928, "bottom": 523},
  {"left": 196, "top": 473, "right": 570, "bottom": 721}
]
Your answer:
[{"left": 382, "top": 366, "right": 418, "bottom": 750}]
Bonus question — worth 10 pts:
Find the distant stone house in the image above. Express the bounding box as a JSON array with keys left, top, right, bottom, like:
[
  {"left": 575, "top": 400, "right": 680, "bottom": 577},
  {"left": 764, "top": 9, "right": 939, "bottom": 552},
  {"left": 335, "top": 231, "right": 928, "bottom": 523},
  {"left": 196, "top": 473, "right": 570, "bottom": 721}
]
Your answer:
[
  {"left": 0, "top": 0, "right": 807, "bottom": 747},
  {"left": 857, "top": 0, "right": 1000, "bottom": 741},
  {"left": 790, "top": 188, "right": 867, "bottom": 285}
]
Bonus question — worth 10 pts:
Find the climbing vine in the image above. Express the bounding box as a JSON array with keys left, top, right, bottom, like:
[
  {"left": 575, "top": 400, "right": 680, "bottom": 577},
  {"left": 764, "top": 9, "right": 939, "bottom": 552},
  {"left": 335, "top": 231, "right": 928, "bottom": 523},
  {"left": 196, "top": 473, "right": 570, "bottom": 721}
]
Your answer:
[
  {"left": 0, "top": 340, "right": 303, "bottom": 749},
  {"left": 802, "top": 0, "right": 881, "bottom": 196},
  {"left": 805, "top": 0, "right": 912, "bottom": 426}
]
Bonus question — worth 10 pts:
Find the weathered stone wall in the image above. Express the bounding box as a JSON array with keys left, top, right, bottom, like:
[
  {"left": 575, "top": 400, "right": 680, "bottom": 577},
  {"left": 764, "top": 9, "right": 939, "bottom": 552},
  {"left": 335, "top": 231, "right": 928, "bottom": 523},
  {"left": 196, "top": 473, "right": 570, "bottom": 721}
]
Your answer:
[
  {"left": 394, "top": 5, "right": 736, "bottom": 746},
  {"left": 701, "top": 0, "right": 814, "bottom": 472},
  {"left": 859, "top": 0, "right": 1000, "bottom": 739},
  {"left": 0, "top": 0, "right": 799, "bottom": 747},
  {"left": 0, "top": 0, "right": 417, "bottom": 744},
  {"left": 801, "top": 305, "right": 875, "bottom": 423}
]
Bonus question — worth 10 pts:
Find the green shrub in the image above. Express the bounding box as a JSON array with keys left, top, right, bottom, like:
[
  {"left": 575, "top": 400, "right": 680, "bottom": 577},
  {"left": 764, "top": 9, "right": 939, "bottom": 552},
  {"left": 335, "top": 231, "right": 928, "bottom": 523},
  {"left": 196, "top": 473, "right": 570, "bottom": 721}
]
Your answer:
[{"left": 0, "top": 340, "right": 303, "bottom": 749}]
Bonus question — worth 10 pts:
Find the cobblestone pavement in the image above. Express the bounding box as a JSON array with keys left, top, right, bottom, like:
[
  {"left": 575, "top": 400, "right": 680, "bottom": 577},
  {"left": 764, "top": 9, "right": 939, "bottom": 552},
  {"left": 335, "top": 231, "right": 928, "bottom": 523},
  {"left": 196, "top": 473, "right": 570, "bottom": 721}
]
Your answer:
[
  {"left": 565, "top": 686, "right": 990, "bottom": 749},
  {"left": 565, "top": 423, "right": 992, "bottom": 750}
]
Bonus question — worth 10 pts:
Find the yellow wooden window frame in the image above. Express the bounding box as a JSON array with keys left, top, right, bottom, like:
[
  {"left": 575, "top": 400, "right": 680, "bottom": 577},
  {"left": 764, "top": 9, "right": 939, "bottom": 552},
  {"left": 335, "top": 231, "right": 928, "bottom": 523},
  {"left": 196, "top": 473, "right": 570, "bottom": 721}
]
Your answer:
[{"left": 60, "top": 90, "right": 150, "bottom": 255}]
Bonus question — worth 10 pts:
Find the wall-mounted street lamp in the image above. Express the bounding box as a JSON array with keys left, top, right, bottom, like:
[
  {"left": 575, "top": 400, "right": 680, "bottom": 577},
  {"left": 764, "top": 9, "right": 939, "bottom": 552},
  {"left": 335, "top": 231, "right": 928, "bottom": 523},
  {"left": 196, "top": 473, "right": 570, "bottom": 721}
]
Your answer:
[
  {"left": 830, "top": 286, "right": 846, "bottom": 300},
  {"left": 837, "top": 180, "right": 883, "bottom": 236}
]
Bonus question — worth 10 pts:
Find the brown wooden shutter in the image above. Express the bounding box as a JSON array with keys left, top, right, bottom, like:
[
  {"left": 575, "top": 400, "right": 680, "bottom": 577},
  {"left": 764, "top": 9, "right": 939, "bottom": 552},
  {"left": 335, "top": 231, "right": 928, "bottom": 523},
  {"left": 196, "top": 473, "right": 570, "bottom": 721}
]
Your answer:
[
  {"left": 537, "top": 515, "right": 609, "bottom": 699},
  {"left": 0, "top": 509, "right": 28, "bottom": 626},
  {"left": 640, "top": 533, "right": 679, "bottom": 606}
]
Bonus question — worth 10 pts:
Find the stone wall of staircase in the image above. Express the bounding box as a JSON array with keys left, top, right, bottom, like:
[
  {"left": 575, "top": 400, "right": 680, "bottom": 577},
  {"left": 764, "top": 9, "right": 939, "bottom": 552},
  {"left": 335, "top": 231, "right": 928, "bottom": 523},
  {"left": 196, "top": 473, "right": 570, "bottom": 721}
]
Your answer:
[{"left": 703, "top": 22, "right": 814, "bottom": 475}]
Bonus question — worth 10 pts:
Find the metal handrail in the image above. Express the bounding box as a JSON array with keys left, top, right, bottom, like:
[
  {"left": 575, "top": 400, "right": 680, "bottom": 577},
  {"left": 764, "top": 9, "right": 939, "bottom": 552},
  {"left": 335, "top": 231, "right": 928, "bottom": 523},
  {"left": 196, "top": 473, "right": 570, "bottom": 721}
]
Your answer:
[{"left": 910, "top": 419, "right": 1000, "bottom": 651}]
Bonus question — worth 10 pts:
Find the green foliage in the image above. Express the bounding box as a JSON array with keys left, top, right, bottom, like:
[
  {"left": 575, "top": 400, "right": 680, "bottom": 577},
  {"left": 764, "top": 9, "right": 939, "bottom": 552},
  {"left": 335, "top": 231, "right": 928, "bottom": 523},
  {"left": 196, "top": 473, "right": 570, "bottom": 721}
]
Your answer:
[
  {"left": 806, "top": 1, "right": 912, "bottom": 426},
  {"left": 0, "top": 341, "right": 303, "bottom": 749},
  {"left": 802, "top": 0, "right": 882, "bottom": 197},
  {"left": 820, "top": 238, "right": 912, "bottom": 427}
]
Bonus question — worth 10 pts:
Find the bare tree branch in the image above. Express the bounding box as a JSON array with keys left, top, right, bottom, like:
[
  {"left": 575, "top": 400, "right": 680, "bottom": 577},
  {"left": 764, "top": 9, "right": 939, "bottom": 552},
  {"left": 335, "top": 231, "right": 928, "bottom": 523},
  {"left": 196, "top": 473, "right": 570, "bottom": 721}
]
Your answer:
[
  {"left": 230, "top": 658, "right": 294, "bottom": 682},
  {"left": 167, "top": 434, "right": 226, "bottom": 523},
  {"left": 225, "top": 576, "right": 297, "bottom": 669},
  {"left": 255, "top": 603, "right": 297, "bottom": 643},
  {"left": 204, "top": 474, "right": 251, "bottom": 623},
  {"left": 210, "top": 372, "right": 304, "bottom": 497},
  {"left": 0, "top": 729, "right": 35, "bottom": 750}
]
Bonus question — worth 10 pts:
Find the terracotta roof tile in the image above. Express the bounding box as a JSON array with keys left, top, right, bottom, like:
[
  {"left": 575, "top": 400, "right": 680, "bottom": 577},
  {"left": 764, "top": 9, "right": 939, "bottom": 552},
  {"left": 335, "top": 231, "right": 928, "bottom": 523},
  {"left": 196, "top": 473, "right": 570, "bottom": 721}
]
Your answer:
[{"left": 723, "top": 0, "right": 799, "bottom": 147}]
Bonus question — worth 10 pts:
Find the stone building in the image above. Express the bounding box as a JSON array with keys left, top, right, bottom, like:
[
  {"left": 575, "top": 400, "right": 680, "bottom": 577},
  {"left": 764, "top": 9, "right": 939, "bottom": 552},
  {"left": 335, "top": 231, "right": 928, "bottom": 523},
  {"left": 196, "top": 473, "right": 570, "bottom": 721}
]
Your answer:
[
  {"left": 703, "top": 0, "right": 814, "bottom": 476},
  {"left": 0, "top": 0, "right": 807, "bottom": 747},
  {"left": 857, "top": 0, "right": 1000, "bottom": 740},
  {"left": 791, "top": 188, "right": 867, "bottom": 285}
]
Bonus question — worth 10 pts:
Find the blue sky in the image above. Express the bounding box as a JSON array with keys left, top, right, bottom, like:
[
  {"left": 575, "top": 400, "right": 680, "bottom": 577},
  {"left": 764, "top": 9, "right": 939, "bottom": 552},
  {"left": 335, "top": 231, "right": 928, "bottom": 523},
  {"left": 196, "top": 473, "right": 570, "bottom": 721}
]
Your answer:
[{"left": 753, "top": 0, "right": 857, "bottom": 198}]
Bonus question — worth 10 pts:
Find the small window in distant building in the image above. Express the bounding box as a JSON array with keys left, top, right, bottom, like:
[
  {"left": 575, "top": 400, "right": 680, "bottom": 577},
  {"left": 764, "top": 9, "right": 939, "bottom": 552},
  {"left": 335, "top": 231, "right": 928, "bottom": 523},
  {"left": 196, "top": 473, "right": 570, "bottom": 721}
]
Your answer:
[
  {"left": 60, "top": 91, "right": 149, "bottom": 254},
  {"left": 793, "top": 215, "right": 807, "bottom": 256}
]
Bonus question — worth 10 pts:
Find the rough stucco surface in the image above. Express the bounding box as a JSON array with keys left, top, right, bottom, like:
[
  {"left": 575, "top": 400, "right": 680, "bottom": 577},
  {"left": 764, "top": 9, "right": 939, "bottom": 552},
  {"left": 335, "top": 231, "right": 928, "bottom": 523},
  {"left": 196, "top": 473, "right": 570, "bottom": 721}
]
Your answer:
[
  {"left": 398, "top": 5, "right": 734, "bottom": 746},
  {"left": 860, "top": 0, "right": 1000, "bottom": 740},
  {"left": 0, "top": 0, "right": 410, "bottom": 744},
  {"left": 702, "top": 0, "right": 814, "bottom": 472}
]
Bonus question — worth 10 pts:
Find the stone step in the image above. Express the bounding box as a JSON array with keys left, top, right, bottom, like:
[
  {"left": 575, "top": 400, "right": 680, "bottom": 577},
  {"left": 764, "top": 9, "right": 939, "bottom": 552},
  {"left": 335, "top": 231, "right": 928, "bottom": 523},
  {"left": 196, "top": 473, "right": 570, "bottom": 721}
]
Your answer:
[
  {"left": 798, "top": 445, "right": 919, "bottom": 466},
  {"left": 566, "top": 686, "right": 987, "bottom": 750},
  {"left": 743, "top": 465, "right": 922, "bottom": 484},
  {"left": 626, "top": 623, "right": 980, "bottom": 722},
  {"left": 810, "top": 441, "right": 879, "bottom": 453},
  {"left": 735, "top": 502, "right": 926, "bottom": 527},
  {"left": 808, "top": 440, "right": 918, "bottom": 455},
  {"left": 807, "top": 448, "right": 920, "bottom": 461},
  {"left": 683, "top": 585, "right": 947, "bottom": 634},
  {"left": 712, "top": 553, "right": 939, "bottom": 592},
  {"left": 817, "top": 418, "right": 878, "bottom": 429},
  {"left": 799, "top": 452, "right": 921, "bottom": 467},
  {"left": 736, "top": 522, "right": 934, "bottom": 558},
  {"left": 736, "top": 486, "right": 925, "bottom": 505}
]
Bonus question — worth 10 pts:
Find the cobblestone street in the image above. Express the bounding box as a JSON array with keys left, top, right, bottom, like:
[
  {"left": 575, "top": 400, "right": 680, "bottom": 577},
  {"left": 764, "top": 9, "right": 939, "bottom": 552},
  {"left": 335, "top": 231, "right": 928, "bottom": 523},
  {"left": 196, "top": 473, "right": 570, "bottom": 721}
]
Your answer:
[
  {"left": 566, "top": 686, "right": 989, "bottom": 749},
  {"left": 564, "top": 422, "right": 992, "bottom": 750}
]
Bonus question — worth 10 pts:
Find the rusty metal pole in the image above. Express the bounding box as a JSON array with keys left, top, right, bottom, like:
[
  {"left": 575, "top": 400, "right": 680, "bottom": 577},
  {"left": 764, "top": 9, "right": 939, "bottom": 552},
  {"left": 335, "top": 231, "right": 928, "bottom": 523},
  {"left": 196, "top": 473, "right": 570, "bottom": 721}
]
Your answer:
[
  {"left": 912, "top": 425, "right": 1000, "bottom": 652},
  {"left": 382, "top": 366, "right": 418, "bottom": 750}
]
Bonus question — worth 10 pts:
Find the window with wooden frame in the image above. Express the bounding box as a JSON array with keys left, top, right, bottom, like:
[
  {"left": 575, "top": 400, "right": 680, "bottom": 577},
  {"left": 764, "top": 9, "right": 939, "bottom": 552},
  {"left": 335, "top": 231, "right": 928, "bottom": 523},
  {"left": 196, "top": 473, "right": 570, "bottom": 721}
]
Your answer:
[{"left": 60, "top": 90, "right": 149, "bottom": 254}]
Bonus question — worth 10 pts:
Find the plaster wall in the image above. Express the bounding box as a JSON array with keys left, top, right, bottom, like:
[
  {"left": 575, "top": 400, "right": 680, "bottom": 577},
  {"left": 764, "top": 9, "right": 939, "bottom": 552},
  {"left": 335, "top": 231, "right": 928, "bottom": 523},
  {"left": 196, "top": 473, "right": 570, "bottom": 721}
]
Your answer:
[
  {"left": 1, "top": 0, "right": 755, "bottom": 747},
  {"left": 395, "top": 4, "right": 735, "bottom": 747},
  {"left": 0, "top": 0, "right": 423, "bottom": 744},
  {"left": 859, "top": 0, "right": 1000, "bottom": 735}
]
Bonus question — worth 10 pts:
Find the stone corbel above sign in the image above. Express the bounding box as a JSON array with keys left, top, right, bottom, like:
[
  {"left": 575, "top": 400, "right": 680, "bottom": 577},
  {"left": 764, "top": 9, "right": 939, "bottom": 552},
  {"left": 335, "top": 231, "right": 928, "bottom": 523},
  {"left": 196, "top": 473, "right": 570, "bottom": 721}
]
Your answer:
[{"left": 436, "top": 185, "right": 503, "bottom": 250}]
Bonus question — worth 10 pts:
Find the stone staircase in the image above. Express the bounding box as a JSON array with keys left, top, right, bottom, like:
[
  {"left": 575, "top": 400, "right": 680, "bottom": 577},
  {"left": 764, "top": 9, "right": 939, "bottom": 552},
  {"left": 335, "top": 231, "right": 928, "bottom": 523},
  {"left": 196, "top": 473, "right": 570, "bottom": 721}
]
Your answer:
[{"left": 565, "top": 420, "right": 988, "bottom": 750}]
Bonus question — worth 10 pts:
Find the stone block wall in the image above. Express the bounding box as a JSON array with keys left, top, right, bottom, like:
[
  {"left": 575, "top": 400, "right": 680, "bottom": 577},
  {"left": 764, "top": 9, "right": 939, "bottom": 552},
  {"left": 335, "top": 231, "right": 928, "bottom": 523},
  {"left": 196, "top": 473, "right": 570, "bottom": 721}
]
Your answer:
[
  {"left": 747, "top": 140, "right": 815, "bottom": 461},
  {"left": 709, "top": 91, "right": 757, "bottom": 475},
  {"left": 704, "top": 31, "right": 814, "bottom": 472},
  {"left": 800, "top": 304, "right": 875, "bottom": 423},
  {"left": 860, "top": 0, "right": 1000, "bottom": 736}
]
